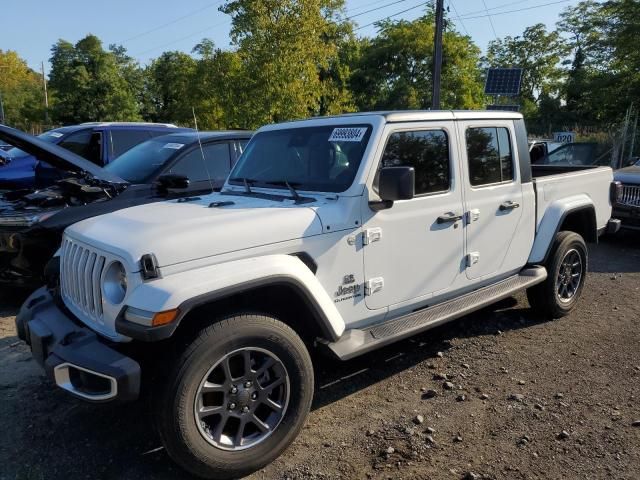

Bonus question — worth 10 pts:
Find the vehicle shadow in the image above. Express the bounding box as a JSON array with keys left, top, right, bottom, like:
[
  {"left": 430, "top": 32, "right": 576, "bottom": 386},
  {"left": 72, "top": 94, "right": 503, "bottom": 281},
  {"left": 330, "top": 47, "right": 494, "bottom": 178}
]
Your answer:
[
  {"left": 588, "top": 230, "right": 640, "bottom": 274},
  {"left": 1, "top": 296, "right": 546, "bottom": 480}
]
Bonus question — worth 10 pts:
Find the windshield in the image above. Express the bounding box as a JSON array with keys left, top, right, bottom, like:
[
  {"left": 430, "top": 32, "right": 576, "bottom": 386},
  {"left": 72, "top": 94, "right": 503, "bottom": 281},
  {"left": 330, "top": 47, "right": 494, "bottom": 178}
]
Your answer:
[
  {"left": 229, "top": 125, "right": 372, "bottom": 193},
  {"left": 7, "top": 129, "right": 66, "bottom": 158},
  {"left": 105, "top": 138, "right": 186, "bottom": 183}
]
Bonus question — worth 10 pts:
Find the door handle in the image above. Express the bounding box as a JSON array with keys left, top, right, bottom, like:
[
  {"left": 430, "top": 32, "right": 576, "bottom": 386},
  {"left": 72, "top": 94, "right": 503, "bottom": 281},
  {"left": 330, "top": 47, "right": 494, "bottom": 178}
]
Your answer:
[
  {"left": 437, "top": 212, "right": 463, "bottom": 224},
  {"left": 499, "top": 201, "right": 520, "bottom": 211}
]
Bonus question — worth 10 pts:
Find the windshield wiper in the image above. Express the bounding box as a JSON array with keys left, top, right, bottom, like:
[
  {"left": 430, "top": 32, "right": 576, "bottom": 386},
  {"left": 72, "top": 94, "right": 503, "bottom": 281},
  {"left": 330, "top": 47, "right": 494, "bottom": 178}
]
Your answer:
[
  {"left": 229, "top": 177, "right": 257, "bottom": 193},
  {"left": 263, "top": 180, "right": 302, "bottom": 202}
]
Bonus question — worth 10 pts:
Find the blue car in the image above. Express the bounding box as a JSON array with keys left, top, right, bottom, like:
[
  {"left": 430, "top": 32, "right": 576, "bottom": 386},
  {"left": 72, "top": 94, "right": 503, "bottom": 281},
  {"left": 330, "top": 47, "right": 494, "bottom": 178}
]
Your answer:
[{"left": 0, "top": 122, "right": 192, "bottom": 190}]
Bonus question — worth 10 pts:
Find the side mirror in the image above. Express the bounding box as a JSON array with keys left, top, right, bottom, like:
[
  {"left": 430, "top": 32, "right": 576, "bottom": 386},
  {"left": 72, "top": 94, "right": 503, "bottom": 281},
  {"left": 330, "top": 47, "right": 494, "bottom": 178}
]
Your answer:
[
  {"left": 157, "top": 174, "right": 190, "bottom": 191},
  {"left": 378, "top": 166, "right": 415, "bottom": 201}
]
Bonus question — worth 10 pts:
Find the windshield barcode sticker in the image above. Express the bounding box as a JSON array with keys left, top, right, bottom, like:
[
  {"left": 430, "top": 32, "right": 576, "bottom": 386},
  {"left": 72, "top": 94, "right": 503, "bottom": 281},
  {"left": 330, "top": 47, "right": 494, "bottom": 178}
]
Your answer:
[
  {"left": 48, "top": 132, "right": 64, "bottom": 138},
  {"left": 163, "top": 143, "right": 185, "bottom": 149},
  {"left": 329, "top": 127, "right": 367, "bottom": 142}
]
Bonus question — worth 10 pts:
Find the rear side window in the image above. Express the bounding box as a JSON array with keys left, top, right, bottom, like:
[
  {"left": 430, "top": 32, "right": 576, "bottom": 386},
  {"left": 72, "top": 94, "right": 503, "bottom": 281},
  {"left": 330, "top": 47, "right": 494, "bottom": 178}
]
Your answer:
[
  {"left": 380, "top": 130, "right": 450, "bottom": 195},
  {"left": 110, "top": 130, "right": 152, "bottom": 158},
  {"left": 466, "top": 127, "right": 513, "bottom": 186},
  {"left": 169, "top": 143, "right": 231, "bottom": 182}
]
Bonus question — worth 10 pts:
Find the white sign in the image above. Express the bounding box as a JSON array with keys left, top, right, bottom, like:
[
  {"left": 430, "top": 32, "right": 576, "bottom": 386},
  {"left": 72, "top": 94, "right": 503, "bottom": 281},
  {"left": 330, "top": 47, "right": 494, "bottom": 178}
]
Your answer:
[
  {"left": 553, "top": 131, "right": 576, "bottom": 144},
  {"left": 162, "top": 143, "right": 185, "bottom": 149},
  {"left": 329, "top": 127, "right": 367, "bottom": 142}
]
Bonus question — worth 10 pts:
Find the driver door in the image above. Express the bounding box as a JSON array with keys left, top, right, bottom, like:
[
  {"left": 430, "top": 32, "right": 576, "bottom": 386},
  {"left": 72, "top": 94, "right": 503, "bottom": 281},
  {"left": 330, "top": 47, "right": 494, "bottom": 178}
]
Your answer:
[{"left": 362, "top": 122, "right": 465, "bottom": 311}]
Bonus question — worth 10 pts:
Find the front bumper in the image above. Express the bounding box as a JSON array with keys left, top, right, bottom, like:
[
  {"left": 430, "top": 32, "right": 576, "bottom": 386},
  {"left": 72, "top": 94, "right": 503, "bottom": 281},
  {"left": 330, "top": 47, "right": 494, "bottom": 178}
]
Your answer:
[
  {"left": 612, "top": 205, "right": 640, "bottom": 231},
  {"left": 15, "top": 288, "right": 141, "bottom": 403}
]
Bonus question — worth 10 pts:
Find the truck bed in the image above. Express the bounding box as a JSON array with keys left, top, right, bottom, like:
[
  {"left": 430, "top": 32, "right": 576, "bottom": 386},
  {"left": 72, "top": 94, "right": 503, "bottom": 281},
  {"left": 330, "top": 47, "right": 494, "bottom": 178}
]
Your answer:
[{"left": 532, "top": 165, "right": 613, "bottom": 234}]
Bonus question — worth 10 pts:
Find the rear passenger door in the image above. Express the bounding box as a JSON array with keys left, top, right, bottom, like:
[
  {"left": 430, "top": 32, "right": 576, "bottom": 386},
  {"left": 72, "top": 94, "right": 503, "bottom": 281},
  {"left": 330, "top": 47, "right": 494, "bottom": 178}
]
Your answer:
[{"left": 459, "top": 121, "right": 523, "bottom": 280}]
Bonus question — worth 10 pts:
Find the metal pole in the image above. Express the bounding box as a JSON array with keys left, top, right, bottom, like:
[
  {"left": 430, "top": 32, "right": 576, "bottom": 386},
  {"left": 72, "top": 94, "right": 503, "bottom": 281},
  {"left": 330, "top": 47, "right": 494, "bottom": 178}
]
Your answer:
[
  {"left": 41, "top": 61, "right": 49, "bottom": 125},
  {"left": 431, "top": 0, "right": 444, "bottom": 110},
  {"left": 0, "top": 90, "right": 4, "bottom": 125}
]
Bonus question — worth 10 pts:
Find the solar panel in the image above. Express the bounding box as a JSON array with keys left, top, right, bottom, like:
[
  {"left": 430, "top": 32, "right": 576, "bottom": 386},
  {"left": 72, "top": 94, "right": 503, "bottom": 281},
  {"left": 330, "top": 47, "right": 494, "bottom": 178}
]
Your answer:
[
  {"left": 484, "top": 68, "right": 523, "bottom": 95},
  {"left": 486, "top": 104, "right": 520, "bottom": 112}
]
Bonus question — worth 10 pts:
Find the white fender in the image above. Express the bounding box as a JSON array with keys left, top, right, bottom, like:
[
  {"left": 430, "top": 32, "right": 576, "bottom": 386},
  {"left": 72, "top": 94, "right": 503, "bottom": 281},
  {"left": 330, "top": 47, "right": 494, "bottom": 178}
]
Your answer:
[
  {"left": 528, "top": 194, "right": 595, "bottom": 264},
  {"left": 125, "top": 254, "right": 346, "bottom": 339}
]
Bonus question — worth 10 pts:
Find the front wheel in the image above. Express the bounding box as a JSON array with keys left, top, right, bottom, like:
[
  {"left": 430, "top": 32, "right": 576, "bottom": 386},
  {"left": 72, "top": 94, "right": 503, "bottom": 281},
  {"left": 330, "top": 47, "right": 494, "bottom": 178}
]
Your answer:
[
  {"left": 157, "top": 314, "right": 314, "bottom": 479},
  {"left": 527, "top": 231, "right": 588, "bottom": 318}
]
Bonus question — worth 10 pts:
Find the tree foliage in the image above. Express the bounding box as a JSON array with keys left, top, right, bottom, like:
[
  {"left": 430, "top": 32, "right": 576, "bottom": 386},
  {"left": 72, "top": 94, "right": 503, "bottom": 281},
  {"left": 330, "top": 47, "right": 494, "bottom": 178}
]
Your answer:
[
  {"left": 48, "top": 35, "right": 141, "bottom": 123},
  {"left": 220, "top": 0, "right": 355, "bottom": 127},
  {"left": 351, "top": 13, "right": 484, "bottom": 111},
  {"left": 0, "top": 50, "right": 46, "bottom": 130}
]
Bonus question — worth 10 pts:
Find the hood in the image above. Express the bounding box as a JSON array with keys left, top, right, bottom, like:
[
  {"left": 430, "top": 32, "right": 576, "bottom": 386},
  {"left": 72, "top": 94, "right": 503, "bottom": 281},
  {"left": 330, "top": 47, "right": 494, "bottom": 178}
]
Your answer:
[
  {"left": 0, "top": 125, "right": 126, "bottom": 184},
  {"left": 614, "top": 164, "right": 640, "bottom": 184},
  {"left": 66, "top": 193, "right": 324, "bottom": 269}
]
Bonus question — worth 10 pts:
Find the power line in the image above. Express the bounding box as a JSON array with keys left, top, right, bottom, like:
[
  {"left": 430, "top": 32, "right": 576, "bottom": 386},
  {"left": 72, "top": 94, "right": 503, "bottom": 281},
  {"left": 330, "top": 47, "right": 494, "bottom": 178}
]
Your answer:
[
  {"left": 457, "top": 0, "right": 530, "bottom": 18},
  {"left": 448, "top": 0, "right": 469, "bottom": 36},
  {"left": 347, "top": 0, "right": 411, "bottom": 20},
  {"left": 355, "top": 0, "right": 431, "bottom": 30},
  {"left": 456, "top": 0, "right": 571, "bottom": 21},
  {"left": 347, "top": 0, "right": 407, "bottom": 15},
  {"left": 119, "top": 2, "right": 224, "bottom": 44},
  {"left": 481, "top": 0, "right": 499, "bottom": 40},
  {"left": 133, "top": 20, "right": 229, "bottom": 57}
]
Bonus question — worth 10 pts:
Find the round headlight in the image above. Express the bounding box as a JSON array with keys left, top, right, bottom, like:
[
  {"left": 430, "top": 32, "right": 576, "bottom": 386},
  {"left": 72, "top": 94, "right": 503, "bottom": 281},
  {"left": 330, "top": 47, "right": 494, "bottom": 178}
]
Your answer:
[{"left": 103, "top": 261, "right": 127, "bottom": 304}]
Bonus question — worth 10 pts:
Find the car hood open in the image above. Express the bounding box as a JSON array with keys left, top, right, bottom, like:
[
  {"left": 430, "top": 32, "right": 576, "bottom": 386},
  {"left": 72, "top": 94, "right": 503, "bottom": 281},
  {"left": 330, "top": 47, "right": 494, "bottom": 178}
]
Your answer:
[{"left": 0, "top": 125, "right": 126, "bottom": 184}]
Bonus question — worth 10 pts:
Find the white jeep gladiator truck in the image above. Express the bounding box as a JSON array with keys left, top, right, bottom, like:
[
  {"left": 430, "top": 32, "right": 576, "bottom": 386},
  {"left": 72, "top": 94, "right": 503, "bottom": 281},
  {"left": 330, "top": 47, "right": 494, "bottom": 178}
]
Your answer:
[{"left": 16, "top": 111, "right": 619, "bottom": 479}]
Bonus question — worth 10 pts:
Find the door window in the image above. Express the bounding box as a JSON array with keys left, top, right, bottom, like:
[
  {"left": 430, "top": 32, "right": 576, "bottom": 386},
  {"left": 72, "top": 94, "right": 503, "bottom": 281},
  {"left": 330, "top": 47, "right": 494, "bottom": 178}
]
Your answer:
[
  {"left": 380, "top": 130, "right": 450, "bottom": 195},
  {"left": 110, "top": 130, "right": 152, "bottom": 158},
  {"left": 466, "top": 127, "right": 513, "bottom": 186},
  {"left": 169, "top": 143, "right": 231, "bottom": 183}
]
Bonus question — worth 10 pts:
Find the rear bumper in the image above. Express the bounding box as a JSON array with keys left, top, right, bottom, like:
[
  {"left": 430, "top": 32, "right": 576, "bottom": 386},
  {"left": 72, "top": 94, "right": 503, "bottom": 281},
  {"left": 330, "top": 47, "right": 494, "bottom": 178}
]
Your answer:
[{"left": 16, "top": 288, "right": 141, "bottom": 403}]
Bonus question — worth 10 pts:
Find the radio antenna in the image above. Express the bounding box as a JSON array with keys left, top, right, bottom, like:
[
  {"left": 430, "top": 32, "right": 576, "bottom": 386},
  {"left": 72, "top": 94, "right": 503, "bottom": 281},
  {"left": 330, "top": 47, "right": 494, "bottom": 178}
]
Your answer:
[{"left": 192, "top": 106, "right": 214, "bottom": 193}]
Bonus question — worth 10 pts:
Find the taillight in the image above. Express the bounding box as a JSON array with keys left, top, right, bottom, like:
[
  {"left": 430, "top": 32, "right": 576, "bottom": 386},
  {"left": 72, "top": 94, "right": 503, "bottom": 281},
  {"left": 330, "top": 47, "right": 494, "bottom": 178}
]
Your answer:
[{"left": 610, "top": 181, "right": 623, "bottom": 204}]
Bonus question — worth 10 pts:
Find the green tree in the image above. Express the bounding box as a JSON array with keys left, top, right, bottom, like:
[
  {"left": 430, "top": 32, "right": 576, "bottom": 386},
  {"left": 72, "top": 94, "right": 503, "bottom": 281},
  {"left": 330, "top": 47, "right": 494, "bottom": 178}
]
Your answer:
[
  {"left": 190, "top": 39, "right": 243, "bottom": 129},
  {"left": 220, "top": 0, "right": 354, "bottom": 128},
  {"left": 0, "top": 50, "right": 46, "bottom": 130},
  {"left": 350, "top": 13, "right": 484, "bottom": 111},
  {"left": 145, "top": 51, "right": 197, "bottom": 125},
  {"left": 48, "top": 35, "right": 141, "bottom": 123}
]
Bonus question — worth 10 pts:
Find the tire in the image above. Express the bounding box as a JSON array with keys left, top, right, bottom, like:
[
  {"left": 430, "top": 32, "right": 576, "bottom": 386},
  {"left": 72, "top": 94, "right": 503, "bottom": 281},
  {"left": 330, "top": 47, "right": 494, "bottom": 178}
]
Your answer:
[
  {"left": 527, "top": 231, "right": 587, "bottom": 318},
  {"left": 157, "top": 314, "right": 314, "bottom": 479}
]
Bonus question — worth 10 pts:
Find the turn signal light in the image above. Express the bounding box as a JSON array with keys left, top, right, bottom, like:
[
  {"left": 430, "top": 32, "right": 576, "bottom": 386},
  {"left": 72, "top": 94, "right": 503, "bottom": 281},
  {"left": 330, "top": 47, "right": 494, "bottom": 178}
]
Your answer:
[{"left": 152, "top": 308, "right": 180, "bottom": 327}]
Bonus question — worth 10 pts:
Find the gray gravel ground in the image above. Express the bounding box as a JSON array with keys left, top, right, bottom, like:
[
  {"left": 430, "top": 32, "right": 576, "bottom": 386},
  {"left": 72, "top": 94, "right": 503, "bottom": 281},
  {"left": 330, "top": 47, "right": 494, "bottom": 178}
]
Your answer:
[{"left": 1, "top": 232, "right": 639, "bottom": 480}]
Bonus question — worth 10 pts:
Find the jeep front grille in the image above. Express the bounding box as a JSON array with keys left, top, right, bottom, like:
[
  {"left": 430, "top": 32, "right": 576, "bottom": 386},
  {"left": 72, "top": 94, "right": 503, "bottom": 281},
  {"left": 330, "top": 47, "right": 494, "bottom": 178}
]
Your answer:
[
  {"left": 619, "top": 184, "right": 640, "bottom": 207},
  {"left": 60, "top": 237, "right": 106, "bottom": 322}
]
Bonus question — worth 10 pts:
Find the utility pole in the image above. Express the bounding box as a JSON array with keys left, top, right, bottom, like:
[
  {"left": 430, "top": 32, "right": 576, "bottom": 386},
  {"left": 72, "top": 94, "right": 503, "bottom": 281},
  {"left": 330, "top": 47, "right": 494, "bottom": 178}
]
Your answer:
[
  {"left": 0, "top": 65, "right": 8, "bottom": 125},
  {"left": 431, "top": 0, "right": 445, "bottom": 110},
  {"left": 41, "top": 61, "right": 49, "bottom": 125}
]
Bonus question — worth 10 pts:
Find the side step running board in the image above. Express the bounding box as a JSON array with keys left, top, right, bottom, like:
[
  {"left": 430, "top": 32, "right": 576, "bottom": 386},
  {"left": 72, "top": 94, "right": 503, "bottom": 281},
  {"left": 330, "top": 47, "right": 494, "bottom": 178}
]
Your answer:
[{"left": 327, "top": 267, "right": 547, "bottom": 361}]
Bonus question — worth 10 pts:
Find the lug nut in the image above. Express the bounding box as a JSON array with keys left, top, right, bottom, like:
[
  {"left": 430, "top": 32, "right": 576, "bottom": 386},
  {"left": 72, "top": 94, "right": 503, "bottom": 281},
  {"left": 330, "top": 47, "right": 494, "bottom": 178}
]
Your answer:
[
  {"left": 251, "top": 392, "right": 258, "bottom": 400},
  {"left": 244, "top": 381, "right": 252, "bottom": 388},
  {"left": 228, "top": 402, "right": 236, "bottom": 410},
  {"left": 242, "top": 406, "right": 250, "bottom": 413},
  {"left": 230, "top": 386, "right": 238, "bottom": 394}
]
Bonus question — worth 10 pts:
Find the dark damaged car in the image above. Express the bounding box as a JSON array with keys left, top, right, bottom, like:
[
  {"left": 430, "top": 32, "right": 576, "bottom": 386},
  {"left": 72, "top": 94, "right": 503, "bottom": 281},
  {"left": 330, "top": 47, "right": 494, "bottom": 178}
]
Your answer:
[{"left": 0, "top": 125, "right": 252, "bottom": 288}]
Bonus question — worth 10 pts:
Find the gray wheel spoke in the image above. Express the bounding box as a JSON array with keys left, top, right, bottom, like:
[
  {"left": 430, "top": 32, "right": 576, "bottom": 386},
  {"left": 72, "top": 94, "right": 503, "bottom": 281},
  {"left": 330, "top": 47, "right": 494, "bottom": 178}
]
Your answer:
[
  {"left": 198, "top": 405, "right": 224, "bottom": 419},
  {"left": 201, "top": 381, "right": 225, "bottom": 393},
  {"left": 255, "top": 357, "right": 276, "bottom": 376},
  {"left": 222, "top": 357, "right": 234, "bottom": 382},
  {"left": 212, "top": 415, "right": 228, "bottom": 443},
  {"left": 243, "top": 350, "right": 253, "bottom": 375},
  {"left": 260, "top": 376, "right": 285, "bottom": 394},
  {"left": 251, "top": 415, "right": 270, "bottom": 433},
  {"left": 264, "top": 398, "right": 284, "bottom": 411},
  {"left": 234, "top": 417, "right": 248, "bottom": 446}
]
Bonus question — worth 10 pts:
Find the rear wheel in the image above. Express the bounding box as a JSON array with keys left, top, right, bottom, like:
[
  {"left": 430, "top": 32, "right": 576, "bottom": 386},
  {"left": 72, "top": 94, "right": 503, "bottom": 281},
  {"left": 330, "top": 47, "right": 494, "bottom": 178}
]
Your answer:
[
  {"left": 527, "top": 231, "right": 587, "bottom": 318},
  {"left": 157, "top": 314, "right": 314, "bottom": 479}
]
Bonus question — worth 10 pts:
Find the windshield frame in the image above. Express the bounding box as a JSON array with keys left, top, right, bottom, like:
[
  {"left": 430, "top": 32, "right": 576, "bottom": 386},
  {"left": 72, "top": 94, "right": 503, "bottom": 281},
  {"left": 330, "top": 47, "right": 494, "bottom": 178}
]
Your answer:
[{"left": 227, "top": 123, "right": 374, "bottom": 194}]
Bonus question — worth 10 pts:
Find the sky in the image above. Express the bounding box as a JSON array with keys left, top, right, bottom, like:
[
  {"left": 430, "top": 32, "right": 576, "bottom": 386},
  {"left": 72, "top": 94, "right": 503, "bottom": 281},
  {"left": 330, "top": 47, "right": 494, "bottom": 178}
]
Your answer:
[{"left": 1, "top": 0, "right": 582, "bottom": 73}]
